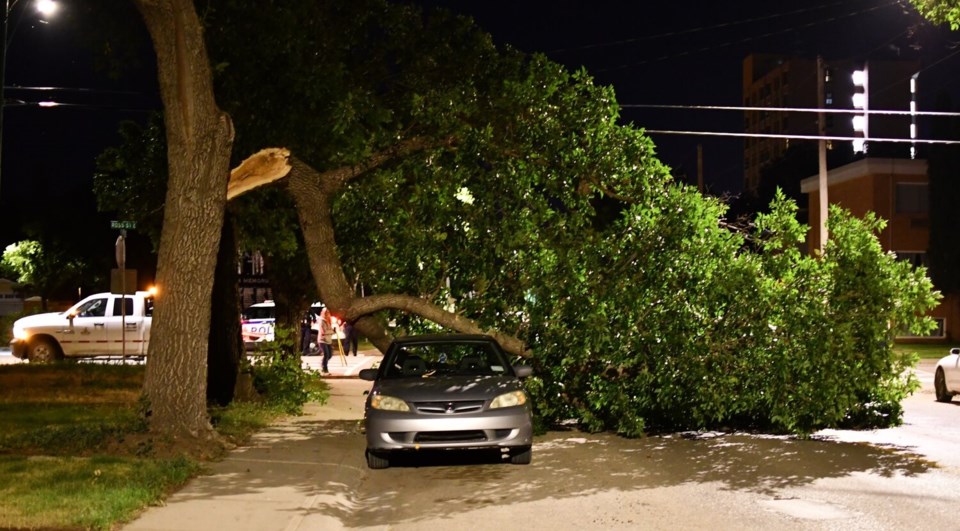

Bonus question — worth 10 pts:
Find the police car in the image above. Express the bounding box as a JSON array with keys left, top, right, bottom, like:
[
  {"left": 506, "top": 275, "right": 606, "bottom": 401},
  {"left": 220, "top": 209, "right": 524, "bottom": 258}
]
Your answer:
[{"left": 241, "top": 301, "right": 340, "bottom": 350}]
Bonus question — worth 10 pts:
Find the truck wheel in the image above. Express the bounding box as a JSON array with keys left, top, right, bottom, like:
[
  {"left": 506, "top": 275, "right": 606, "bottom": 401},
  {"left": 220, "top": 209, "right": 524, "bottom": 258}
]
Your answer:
[{"left": 29, "top": 337, "right": 62, "bottom": 364}]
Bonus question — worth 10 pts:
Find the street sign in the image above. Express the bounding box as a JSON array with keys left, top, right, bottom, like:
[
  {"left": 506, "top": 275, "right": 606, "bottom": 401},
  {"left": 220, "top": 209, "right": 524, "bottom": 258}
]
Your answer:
[{"left": 111, "top": 220, "right": 137, "bottom": 230}]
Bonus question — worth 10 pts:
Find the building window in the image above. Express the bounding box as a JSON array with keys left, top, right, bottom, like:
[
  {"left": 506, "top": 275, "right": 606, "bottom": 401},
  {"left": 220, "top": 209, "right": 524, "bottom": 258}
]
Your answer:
[
  {"left": 895, "top": 251, "right": 928, "bottom": 268},
  {"left": 897, "top": 317, "right": 945, "bottom": 339},
  {"left": 895, "top": 183, "right": 929, "bottom": 214}
]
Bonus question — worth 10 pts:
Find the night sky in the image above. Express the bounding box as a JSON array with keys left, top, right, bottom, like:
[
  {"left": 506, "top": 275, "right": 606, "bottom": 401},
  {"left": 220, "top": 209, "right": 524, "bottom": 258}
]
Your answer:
[{"left": 1, "top": 0, "right": 957, "bottom": 260}]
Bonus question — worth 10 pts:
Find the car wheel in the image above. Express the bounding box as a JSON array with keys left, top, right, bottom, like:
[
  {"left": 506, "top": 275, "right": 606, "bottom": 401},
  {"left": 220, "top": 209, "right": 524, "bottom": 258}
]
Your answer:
[
  {"left": 509, "top": 446, "right": 532, "bottom": 465},
  {"left": 366, "top": 450, "right": 390, "bottom": 470},
  {"left": 935, "top": 368, "right": 953, "bottom": 403},
  {"left": 29, "top": 337, "right": 62, "bottom": 364}
]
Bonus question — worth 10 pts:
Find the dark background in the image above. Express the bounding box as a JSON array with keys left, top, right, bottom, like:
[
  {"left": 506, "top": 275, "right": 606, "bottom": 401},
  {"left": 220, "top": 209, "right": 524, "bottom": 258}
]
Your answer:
[{"left": 0, "top": 0, "right": 957, "bottom": 279}]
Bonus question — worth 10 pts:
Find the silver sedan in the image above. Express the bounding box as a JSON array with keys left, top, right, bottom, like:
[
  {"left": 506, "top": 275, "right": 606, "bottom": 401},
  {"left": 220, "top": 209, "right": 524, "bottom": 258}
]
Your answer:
[{"left": 359, "top": 334, "right": 533, "bottom": 469}]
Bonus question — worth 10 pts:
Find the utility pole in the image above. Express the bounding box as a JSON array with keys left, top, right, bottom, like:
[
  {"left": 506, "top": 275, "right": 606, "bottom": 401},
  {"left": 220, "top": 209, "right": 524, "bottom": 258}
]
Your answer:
[
  {"left": 1, "top": 0, "right": 11, "bottom": 201},
  {"left": 816, "top": 56, "right": 828, "bottom": 253},
  {"left": 696, "top": 144, "right": 704, "bottom": 193}
]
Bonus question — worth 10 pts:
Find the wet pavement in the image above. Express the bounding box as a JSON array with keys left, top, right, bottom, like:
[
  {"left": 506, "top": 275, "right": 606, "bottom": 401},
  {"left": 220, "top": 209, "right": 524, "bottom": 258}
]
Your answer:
[{"left": 124, "top": 359, "right": 960, "bottom": 530}]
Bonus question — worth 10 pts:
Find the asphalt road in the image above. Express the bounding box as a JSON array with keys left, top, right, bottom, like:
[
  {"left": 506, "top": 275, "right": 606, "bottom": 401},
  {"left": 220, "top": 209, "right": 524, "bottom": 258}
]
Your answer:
[{"left": 125, "top": 359, "right": 960, "bottom": 530}]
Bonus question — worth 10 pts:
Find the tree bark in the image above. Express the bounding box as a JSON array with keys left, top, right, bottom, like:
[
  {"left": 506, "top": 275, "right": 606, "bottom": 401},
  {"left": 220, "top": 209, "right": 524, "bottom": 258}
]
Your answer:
[{"left": 135, "top": 0, "right": 233, "bottom": 439}]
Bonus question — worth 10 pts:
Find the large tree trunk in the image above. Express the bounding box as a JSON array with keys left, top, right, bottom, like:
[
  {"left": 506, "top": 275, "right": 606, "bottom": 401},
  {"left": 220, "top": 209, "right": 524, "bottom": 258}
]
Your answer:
[
  {"left": 135, "top": 0, "right": 233, "bottom": 439},
  {"left": 207, "top": 214, "right": 243, "bottom": 407}
]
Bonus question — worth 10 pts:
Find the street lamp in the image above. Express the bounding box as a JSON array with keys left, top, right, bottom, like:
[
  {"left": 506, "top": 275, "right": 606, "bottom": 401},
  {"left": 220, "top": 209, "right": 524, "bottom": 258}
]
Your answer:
[{"left": 0, "top": 0, "right": 57, "bottom": 199}]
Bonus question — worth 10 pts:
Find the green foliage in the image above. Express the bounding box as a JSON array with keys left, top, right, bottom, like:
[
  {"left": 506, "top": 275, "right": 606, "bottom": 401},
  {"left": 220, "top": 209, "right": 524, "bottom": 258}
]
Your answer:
[
  {"left": 526, "top": 191, "right": 938, "bottom": 436},
  {"left": 0, "top": 240, "right": 86, "bottom": 303},
  {"left": 93, "top": 114, "right": 168, "bottom": 250},
  {"left": 909, "top": 0, "right": 960, "bottom": 29},
  {"left": 195, "top": 1, "right": 941, "bottom": 436},
  {"left": 247, "top": 327, "right": 327, "bottom": 414}
]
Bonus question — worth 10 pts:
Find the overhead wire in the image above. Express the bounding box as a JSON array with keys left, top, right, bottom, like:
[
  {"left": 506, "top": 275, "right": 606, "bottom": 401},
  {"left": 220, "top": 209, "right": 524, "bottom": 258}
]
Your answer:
[
  {"left": 643, "top": 129, "right": 960, "bottom": 145},
  {"left": 547, "top": 0, "right": 873, "bottom": 54},
  {"left": 593, "top": 0, "right": 902, "bottom": 72}
]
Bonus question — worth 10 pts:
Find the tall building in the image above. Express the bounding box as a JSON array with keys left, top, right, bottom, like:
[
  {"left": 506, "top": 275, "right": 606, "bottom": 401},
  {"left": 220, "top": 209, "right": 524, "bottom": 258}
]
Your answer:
[
  {"left": 742, "top": 54, "right": 819, "bottom": 192},
  {"left": 742, "top": 54, "right": 920, "bottom": 193}
]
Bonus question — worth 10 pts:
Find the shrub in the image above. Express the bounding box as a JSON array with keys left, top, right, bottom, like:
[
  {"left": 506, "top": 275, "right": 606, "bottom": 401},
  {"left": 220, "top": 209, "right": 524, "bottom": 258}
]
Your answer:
[
  {"left": 527, "top": 190, "right": 939, "bottom": 436},
  {"left": 246, "top": 327, "right": 326, "bottom": 414}
]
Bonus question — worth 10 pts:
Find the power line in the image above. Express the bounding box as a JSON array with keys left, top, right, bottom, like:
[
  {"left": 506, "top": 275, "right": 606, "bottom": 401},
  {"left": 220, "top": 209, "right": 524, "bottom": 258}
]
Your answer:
[
  {"left": 644, "top": 129, "right": 960, "bottom": 145},
  {"left": 549, "top": 0, "right": 871, "bottom": 54},
  {"left": 596, "top": 1, "right": 900, "bottom": 72},
  {"left": 621, "top": 103, "right": 960, "bottom": 117}
]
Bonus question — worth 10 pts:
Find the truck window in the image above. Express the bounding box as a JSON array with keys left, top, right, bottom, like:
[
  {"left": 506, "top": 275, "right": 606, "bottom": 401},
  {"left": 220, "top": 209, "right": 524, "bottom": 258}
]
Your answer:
[
  {"left": 112, "top": 297, "right": 135, "bottom": 317},
  {"left": 77, "top": 298, "right": 107, "bottom": 318}
]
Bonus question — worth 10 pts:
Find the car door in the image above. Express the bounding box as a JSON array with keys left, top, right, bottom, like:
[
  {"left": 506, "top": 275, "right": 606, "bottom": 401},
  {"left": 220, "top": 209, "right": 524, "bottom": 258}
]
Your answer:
[
  {"left": 103, "top": 295, "right": 143, "bottom": 355},
  {"left": 944, "top": 349, "right": 960, "bottom": 391},
  {"left": 58, "top": 296, "right": 110, "bottom": 355}
]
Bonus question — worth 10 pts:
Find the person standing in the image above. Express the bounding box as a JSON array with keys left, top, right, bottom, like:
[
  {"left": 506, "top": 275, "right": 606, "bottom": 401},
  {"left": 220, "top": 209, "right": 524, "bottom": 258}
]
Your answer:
[
  {"left": 319, "top": 308, "right": 334, "bottom": 374},
  {"left": 300, "top": 310, "right": 313, "bottom": 356},
  {"left": 342, "top": 319, "right": 358, "bottom": 356}
]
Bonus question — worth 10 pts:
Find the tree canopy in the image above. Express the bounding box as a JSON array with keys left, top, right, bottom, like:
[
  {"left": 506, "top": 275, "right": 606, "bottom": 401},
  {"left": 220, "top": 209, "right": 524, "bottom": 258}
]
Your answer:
[
  {"left": 194, "top": 0, "right": 940, "bottom": 435},
  {"left": 108, "top": 0, "right": 940, "bottom": 443},
  {"left": 1, "top": 240, "right": 88, "bottom": 310},
  {"left": 909, "top": 0, "right": 960, "bottom": 29}
]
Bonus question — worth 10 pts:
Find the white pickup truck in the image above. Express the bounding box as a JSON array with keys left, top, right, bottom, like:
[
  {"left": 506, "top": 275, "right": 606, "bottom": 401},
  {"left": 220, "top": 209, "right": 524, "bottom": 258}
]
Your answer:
[{"left": 10, "top": 291, "right": 154, "bottom": 362}]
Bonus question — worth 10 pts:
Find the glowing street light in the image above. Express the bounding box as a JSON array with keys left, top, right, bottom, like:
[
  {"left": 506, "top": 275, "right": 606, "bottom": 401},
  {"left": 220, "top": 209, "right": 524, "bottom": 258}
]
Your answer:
[{"left": 35, "top": 0, "right": 55, "bottom": 17}]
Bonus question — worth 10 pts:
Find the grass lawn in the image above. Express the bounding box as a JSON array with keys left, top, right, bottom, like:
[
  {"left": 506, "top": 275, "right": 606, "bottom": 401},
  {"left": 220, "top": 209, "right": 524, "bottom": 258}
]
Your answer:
[
  {"left": 0, "top": 361, "right": 327, "bottom": 530},
  {"left": 895, "top": 343, "right": 959, "bottom": 360}
]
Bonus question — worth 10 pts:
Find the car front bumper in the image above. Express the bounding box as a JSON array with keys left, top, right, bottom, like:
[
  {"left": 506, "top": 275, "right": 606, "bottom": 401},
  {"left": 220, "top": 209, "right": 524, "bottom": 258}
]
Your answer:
[
  {"left": 9, "top": 339, "right": 26, "bottom": 359},
  {"left": 365, "top": 405, "right": 533, "bottom": 451}
]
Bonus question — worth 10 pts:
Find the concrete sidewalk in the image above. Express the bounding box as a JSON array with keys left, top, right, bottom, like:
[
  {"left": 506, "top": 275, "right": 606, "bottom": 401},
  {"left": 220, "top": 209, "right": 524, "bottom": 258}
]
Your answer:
[
  {"left": 125, "top": 378, "right": 373, "bottom": 531},
  {"left": 299, "top": 348, "right": 381, "bottom": 378}
]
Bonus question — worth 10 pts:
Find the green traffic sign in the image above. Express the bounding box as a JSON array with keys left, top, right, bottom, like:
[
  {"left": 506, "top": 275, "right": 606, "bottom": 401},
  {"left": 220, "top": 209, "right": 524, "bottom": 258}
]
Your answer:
[{"left": 111, "top": 220, "right": 137, "bottom": 230}]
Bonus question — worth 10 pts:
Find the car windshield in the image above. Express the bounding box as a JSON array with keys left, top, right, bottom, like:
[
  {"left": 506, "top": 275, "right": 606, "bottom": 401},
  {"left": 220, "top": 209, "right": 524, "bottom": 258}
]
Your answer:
[{"left": 383, "top": 340, "right": 512, "bottom": 379}]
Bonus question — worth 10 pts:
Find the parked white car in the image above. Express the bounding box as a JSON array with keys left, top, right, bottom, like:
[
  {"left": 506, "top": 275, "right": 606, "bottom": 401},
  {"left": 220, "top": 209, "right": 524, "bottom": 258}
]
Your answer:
[
  {"left": 934, "top": 347, "right": 960, "bottom": 402},
  {"left": 10, "top": 291, "right": 154, "bottom": 363}
]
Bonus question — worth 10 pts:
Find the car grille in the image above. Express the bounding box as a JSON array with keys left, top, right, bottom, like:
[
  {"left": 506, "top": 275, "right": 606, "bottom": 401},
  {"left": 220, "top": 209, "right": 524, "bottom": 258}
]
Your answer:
[
  {"left": 414, "top": 430, "right": 487, "bottom": 443},
  {"left": 413, "top": 400, "right": 485, "bottom": 414}
]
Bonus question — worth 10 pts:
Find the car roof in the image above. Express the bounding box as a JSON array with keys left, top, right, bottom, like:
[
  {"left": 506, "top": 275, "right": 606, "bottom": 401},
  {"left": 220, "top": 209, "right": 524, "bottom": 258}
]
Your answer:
[{"left": 390, "top": 333, "right": 499, "bottom": 345}]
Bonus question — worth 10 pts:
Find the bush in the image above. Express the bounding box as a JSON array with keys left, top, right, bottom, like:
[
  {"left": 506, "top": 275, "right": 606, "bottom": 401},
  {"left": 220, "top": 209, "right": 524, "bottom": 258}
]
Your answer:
[
  {"left": 247, "top": 327, "right": 326, "bottom": 414},
  {"left": 527, "top": 191, "right": 939, "bottom": 436}
]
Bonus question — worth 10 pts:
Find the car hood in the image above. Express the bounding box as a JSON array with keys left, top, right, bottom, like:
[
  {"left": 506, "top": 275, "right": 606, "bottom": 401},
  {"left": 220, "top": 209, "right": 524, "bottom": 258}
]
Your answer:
[
  {"left": 372, "top": 375, "right": 524, "bottom": 402},
  {"left": 16, "top": 312, "right": 67, "bottom": 327}
]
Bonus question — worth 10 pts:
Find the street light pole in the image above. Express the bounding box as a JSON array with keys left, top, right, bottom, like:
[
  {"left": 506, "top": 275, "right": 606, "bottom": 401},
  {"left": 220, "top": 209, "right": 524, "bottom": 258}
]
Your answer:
[
  {"left": 0, "top": 0, "right": 56, "bottom": 201},
  {"left": 1, "top": 0, "right": 11, "bottom": 202}
]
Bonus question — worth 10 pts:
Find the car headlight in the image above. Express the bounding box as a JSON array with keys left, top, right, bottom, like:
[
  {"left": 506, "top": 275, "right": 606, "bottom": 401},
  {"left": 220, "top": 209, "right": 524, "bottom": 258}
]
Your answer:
[
  {"left": 490, "top": 390, "right": 527, "bottom": 409},
  {"left": 12, "top": 325, "right": 27, "bottom": 341},
  {"left": 370, "top": 394, "right": 410, "bottom": 412}
]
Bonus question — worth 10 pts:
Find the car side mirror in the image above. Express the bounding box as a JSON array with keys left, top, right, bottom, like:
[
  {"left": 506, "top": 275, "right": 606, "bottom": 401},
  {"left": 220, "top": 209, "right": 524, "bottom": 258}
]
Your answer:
[
  {"left": 952, "top": 348, "right": 960, "bottom": 356},
  {"left": 513, "top": 365, "right": 533, "bottom": 378},
  {"left": 358, "top": 368, "right": 378, "bottom": 381}
]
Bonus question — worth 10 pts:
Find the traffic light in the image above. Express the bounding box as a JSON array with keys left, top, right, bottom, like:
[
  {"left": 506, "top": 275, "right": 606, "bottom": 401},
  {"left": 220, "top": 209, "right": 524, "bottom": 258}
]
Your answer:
[{"left": 852, "top": 66, "right": 868, "bottom": 154}]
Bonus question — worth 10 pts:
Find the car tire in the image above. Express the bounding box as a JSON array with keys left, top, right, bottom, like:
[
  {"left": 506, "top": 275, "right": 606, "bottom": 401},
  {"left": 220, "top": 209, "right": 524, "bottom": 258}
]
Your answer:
[
  {"left": 28, "top": 337, "right": 62, "bottom": 364},
  {"left": 510, "top": 446, "right": 532, "bottom": 465},
  {"left": 366, "top": 450, "right": 390, "bottom": 469},
  {"left": 935, "top": 367, "right": 953, "bottom": 403}
]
